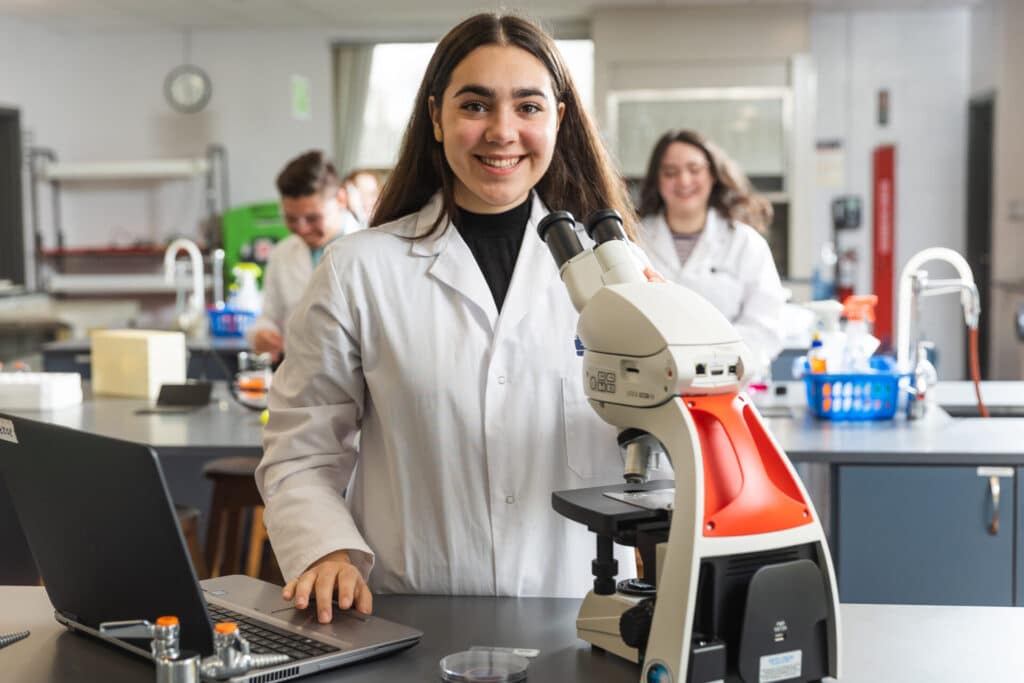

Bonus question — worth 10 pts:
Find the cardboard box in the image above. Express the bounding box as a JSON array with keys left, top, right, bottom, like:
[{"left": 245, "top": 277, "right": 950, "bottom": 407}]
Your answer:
[{"left": 91, "top": 330, "right": 187, "bottom": 399}]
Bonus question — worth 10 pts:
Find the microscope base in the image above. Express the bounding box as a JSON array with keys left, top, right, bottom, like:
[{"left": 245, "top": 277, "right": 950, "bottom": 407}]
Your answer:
[{"left": 576, "top": 590, "right": 642, "bottom": 663}]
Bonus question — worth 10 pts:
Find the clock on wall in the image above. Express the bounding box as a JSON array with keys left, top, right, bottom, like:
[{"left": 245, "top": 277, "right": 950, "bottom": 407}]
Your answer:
[{"left": 164, "top": 64, "right": 212, "bottom": 114}]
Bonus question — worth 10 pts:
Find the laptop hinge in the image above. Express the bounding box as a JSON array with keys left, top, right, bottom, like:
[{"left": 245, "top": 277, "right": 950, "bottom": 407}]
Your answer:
[{"left": 56, "top": 609, "right": 79, "bottom": 623}]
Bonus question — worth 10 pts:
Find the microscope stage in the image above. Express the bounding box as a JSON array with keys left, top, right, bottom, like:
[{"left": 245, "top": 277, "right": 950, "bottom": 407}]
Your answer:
[{"left": 552, "top": 479, "right": 673, "bottom": 541}]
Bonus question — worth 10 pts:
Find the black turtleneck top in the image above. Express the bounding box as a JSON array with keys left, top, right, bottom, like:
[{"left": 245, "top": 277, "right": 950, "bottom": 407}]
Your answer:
[{"left": 454, "top": 197, "right": 531, "bottom": 312}]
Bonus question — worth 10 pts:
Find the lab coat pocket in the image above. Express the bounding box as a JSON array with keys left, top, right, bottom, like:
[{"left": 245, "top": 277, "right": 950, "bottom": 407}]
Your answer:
[
  {"left": 561, "top": 376, "right": 621, "bottom": 480},
  {"left": 703, "top": 269, "right": 743, "bottom": 320}
]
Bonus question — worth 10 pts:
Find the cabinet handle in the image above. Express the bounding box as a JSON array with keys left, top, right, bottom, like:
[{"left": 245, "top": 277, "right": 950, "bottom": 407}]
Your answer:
[{"left": 988, "top": 475, "right": 1000, "bottom": 536}]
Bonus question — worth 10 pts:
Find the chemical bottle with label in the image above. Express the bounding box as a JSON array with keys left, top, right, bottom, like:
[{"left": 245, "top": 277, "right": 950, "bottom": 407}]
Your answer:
[
  {"left": 804, "top": 299, "right": 846, "bottom": 374},
  {"left": 808, "top": 336, "right": 828, "bottom": 374}
]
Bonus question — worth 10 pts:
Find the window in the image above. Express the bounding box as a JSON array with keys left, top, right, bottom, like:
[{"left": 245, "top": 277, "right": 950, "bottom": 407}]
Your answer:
[{"left": 353, "top": 40, "right": 594, "bottom": 169}]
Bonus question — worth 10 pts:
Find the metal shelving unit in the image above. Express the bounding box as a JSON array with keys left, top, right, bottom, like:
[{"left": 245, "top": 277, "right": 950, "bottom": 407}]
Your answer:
[{"left": 27, "top": 145, "right": 228, "bottom": 294}]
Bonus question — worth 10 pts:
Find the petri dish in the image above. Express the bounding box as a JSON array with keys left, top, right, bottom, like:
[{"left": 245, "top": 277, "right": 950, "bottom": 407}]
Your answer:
[{"left": 439, "top": 649, "right": 529, "bottom": 682}]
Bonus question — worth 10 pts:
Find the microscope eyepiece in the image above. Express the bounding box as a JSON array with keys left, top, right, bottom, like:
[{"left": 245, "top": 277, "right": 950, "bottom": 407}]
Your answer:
[
  {"left": 586, "top": 209, "right": 627, "bottom": 245},
  {"left": 538, "top": 211, "right": 584, "bottom": 268}
]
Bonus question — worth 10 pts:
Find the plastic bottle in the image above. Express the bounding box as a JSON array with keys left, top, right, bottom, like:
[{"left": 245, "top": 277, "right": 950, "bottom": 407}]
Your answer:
[
  {"left": 811, "top": 242, "right": 838, "bottom": 301},
  {"left": 804, "top": 300, "right": 845, "bottom": 374},
  {"left": 229, "top": 263, "right": 263, "bottom": 314},
  {"left": 841, "top": 295, "right": 880, "bottom": 372},
  {"left": 906, "top": 340, "right": 938, "bottom": 419},
  {"left": 808, "top": 336, "right": 828, "bottom": 374}
]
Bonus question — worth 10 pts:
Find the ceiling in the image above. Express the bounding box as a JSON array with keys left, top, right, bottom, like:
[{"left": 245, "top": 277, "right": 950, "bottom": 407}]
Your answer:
[{"left": 0, "top": 0, "right": 985, "bottom": 33}]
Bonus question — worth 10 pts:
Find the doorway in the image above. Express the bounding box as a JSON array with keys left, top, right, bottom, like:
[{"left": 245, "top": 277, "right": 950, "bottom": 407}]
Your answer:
[
  {"left": 965, "top": 95, "right": 994, "bottom": 376},
  {"left": 0, "top": 107, "right": 25, "bottom": 286}
]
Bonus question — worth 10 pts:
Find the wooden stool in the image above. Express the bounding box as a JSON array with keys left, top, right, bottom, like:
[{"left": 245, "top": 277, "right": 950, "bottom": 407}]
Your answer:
[
  {"left": 174, "top": 504, "right": 207, "bottom": 579},
  {"left": 203, "top": 456, "right": 280, "bottom": 582}
]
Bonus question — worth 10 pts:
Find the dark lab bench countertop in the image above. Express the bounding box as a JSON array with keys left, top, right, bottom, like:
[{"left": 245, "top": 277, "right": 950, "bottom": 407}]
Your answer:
[
  {"left": 42, "top": 336, "right": 251, "bottom": 382},
  {"left": 757, "top": 380, "right": 1024, "bottom": 466},
  {"left": 3, "top": 380, "right": 1023, "bottom": 464},
  {"left": 3, "top": 586, "right": 1024, "bottom": 682},
  {"left": 1, "top": 381, "right": 263, "bottom": 456}
]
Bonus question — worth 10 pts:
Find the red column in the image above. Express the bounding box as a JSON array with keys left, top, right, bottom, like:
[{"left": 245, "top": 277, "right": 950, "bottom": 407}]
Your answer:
[{"left": 872, "top": 145, "right": 896, "bottom": 348}]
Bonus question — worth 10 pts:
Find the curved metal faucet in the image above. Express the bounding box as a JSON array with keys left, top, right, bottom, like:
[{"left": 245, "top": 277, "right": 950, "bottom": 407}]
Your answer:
[
  {"left": 896, "top": 247, "right": 980, "bottom": 375},
  {"left": 163, "top": 238, "right": 206, "bottom": 337}
]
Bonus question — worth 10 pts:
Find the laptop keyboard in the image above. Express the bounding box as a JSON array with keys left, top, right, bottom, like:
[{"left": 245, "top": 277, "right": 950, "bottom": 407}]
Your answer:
[{"left": 207, "top": 604, "right": 342, "bottom": 661}]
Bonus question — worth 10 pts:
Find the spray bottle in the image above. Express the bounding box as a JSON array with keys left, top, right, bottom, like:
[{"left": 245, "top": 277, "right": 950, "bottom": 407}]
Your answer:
[
  {"left": 228, "top": 263, "right": 263, "bottom": 314},
  {"left": 841, "top": 295, "right": 880, "bottom": 372}
]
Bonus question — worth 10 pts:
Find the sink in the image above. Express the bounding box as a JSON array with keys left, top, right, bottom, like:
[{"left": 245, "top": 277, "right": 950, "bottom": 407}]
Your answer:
[{"left": 940, "top": 405, "right": 1024, "bottom": 418}]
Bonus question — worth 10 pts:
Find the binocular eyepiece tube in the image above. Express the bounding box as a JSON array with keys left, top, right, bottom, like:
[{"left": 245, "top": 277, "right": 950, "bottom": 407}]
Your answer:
[
  {"left": 537, "top": 208, "right": 629, "bottom": 267},
  {"left": 585, "top": 209, "right": 627, "bottom": 245},
  {"left": 537, "top": 211, "right": 583, "bottom": 269}
]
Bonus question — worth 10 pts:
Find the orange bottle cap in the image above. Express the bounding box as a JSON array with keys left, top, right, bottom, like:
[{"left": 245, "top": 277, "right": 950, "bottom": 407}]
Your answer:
[
  {"left": 215, "top": 622, "right": 238, "bottom": 634},
  {"left": 155, "top": 616, "right": 179, "bottom": 627}
]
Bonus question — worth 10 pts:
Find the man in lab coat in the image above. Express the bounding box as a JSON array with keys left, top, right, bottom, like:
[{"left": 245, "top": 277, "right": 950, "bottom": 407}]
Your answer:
[{"left": 247, "top": 150, "right": 362, "bottom": 361}]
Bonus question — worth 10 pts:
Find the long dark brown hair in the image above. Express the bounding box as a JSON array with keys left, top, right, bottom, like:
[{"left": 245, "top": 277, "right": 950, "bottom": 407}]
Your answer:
[
  {"left": 371, "top": 12, "right": 636, "bottom": 239},
  {"left": 637, "top": 129, "right": 772, "bottom": 234}
]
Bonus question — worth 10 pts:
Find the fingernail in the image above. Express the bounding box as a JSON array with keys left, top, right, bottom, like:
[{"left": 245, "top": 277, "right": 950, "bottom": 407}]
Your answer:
[
  {"left": 341, "top": 598, "right": 351, "bottom": 609},
  {"left": 319, "top": 610, "right": 330, "bottom": 622},
  {"left": 296, "top": 599, "right": 306, "bottom": 608}
]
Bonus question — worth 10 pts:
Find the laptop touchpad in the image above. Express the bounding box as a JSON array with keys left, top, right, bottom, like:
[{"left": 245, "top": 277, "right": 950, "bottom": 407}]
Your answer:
[{"left": 271, "top": 605, "right": 369, "bottom": 626}]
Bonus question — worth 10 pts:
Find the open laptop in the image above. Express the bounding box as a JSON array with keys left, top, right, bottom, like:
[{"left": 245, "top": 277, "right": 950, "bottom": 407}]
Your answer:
[{"left": 0, "top": 412, "right": 421, "bottom": 681}]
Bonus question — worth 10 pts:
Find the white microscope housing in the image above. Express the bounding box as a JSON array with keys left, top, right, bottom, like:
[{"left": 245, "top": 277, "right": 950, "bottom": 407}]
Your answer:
[{"left": 540, "top": 210, "right": 841, "bottom": 683}]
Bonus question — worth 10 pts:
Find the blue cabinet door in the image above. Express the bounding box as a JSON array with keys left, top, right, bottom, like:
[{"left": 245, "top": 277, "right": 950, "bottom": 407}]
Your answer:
[
  {"left": 837, "top": 465, "right": 1014, "bottom": 606},
  {"left": 1017, "top": 468, "right": 1024, "bottom": 606}
]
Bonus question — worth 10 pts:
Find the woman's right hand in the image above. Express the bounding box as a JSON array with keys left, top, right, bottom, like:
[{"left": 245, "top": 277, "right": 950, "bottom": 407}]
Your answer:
[
  {"left": 252, "top": 329, "right": 284, "bottom": 363},
  {"left": 282, "top": 549, "right": 373, "bottom": 621}
]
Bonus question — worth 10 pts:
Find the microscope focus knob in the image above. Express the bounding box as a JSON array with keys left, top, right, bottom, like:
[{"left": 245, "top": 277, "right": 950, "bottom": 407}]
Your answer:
[{"left": 619, "top": 597, "right": 656, "bottom": 652}]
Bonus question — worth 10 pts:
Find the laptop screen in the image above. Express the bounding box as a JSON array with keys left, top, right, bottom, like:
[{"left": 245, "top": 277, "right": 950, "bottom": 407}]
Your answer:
[{"left": 0, "top": 413, "right": 215, "bottom": 654}]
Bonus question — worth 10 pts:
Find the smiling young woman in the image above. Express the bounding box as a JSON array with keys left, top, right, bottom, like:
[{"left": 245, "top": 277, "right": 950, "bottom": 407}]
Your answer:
[
  {"left": 636, "top": 129, "right": 786, "bottom": 374},
  {"left": 257, "top": 13, "right": 645, "bottom": 624},
  {"left": 372, "top": 13, "right": 635, "bottom": 237}
]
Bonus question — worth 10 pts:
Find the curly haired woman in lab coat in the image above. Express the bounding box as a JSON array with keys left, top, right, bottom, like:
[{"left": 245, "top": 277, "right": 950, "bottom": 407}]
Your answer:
[
  {"left": 257, "top": 12, "right": 644, "bottom": 622},
  {"left": 637, "top": 129, "right": 786, "bottom": 374}
]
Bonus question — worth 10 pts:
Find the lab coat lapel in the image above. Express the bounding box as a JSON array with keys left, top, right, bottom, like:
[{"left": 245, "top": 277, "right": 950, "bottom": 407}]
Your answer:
[
  {"left": 644, "top": 213, "right": 685, "bottom": 280},
  {"left": 679, "top": 209, "right": 722, "bottom": 280},
  {"left": 412, "top": 195, "right": 499, "bottom": 331},
  {"left": 493, "top": 194, "right": 558, "bottom": 340}
]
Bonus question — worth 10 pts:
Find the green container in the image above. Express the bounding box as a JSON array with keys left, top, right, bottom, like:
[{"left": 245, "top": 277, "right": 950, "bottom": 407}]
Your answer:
[{"left": 221, "top": 202, "right": 290, "bottom": 286}]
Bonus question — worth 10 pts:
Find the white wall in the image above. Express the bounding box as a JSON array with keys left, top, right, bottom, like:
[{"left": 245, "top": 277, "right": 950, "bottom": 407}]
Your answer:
[
  {"left": 811, "top": 9, "right": 970, "bottom": 378},
  {"left": 0, "top": 16, "right": 334, "bottom": 257},
  {"left": 969, "top": 0, "right": 997, "bottom": 97}
]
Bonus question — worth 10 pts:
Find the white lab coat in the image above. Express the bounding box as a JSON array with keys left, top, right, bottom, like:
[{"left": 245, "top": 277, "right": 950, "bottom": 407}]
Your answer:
[
  {"left": 638, "top": 208, "right": 785, "bottom": 371},
  {"left": 247, "top": 212, "right": 362, "bottom": 345},
  {"left": 246, "top": 235, "right": 312, "bottom": 344},
  {"left": 257, "top": 193, "right": 636, "bottom": 598}
]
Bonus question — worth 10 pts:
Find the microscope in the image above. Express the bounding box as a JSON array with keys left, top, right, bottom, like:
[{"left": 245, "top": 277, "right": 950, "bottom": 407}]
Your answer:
[{"left": 538, "top": 210, "right": 841, "bottom": 683}]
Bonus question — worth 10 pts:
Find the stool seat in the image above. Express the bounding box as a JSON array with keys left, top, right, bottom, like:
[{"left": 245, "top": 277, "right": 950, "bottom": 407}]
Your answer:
[
  {"left": 204, "top": 456, "right": 280, "bottom": 583},
  {"left": 203, "top": 456, "right": 259, "bottom": 478}
]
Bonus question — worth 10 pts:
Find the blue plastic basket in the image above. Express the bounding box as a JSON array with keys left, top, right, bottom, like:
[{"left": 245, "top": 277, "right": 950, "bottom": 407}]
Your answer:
[
  {"left": 803, "top": 356, "right": 903, "bottom": 421},
  {"left": 208, "top": 307, "right": 257, "bottom": 338}
]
